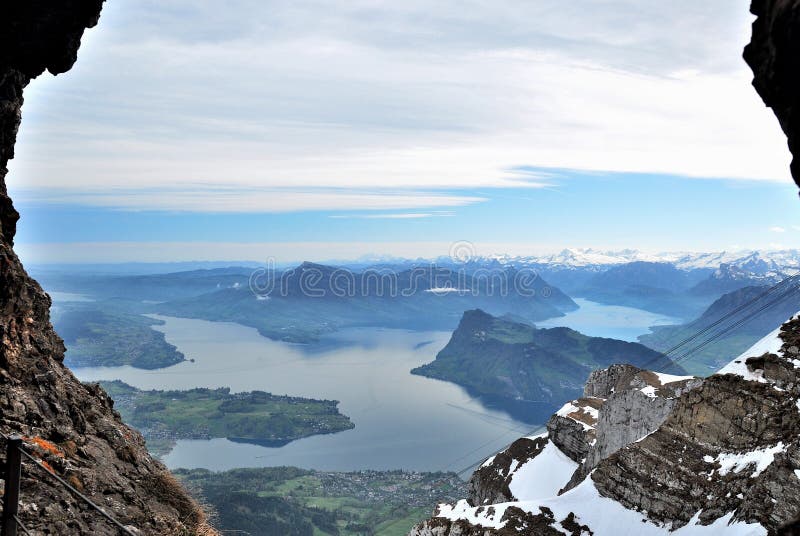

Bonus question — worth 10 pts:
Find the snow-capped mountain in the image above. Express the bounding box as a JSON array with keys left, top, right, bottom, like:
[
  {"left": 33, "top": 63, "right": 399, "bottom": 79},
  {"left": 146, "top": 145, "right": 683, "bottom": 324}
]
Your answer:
[{"left": 503, "top": 249, "right": 800, "bottom": 273}]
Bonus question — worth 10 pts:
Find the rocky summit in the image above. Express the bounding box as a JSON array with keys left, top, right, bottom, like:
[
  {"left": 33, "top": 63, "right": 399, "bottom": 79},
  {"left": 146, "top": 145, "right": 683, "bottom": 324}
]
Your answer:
[{"left": 0, "top": 2, "right": 214, "bottom": 534}]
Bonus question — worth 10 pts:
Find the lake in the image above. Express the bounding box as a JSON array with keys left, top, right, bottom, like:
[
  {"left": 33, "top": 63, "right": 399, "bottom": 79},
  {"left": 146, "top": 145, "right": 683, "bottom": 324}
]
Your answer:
[
  {"left": 73, "top": 318, "right": 546, "bottom": 472},
  {"left": 71, "top": 299, "right": 675, "bottom": 472},
  {"left": 537, "top": 298, "right": 681, "bottom": 341}
]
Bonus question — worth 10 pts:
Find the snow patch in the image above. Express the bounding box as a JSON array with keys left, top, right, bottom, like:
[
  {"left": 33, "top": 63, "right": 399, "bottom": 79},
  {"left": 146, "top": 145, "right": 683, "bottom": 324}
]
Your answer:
[
  {"left": 435, "top": 499, "right": 508, "bottom": 529},
  {"left": 707, "top": 443, "right": 785, "bottom": 478},
  {"left": 555, "top": 401, "right": 597, "bottom": 430},
  {"left": 526, "top": 479, "right": 766, "bottom": 536},
  {"left": 717, "top": 324, "right": 787, "bottom": 382},
  {"left": 653, "top": 372, "right": 694, "bottom": 385},
  {"left": 640, "top": 385, "right": 657, "bottom": 398},
  {"left": 436, "top": 478, "right": 766, "bottom": 535},
  {"left": 508, "top": 440, "right": 578, "bottom": 501},
  {"left": 556, "top": 402, "right": 579, "bottom": 417}
]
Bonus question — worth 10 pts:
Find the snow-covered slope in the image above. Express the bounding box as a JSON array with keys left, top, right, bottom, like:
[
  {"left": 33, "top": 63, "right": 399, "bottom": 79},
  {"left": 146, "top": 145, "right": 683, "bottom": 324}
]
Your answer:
[{"left": 432, "top": 478, "right": 766, "bottom": 536}]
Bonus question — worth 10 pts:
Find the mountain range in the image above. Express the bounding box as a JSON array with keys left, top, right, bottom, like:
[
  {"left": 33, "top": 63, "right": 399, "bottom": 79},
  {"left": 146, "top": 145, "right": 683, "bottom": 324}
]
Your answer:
[{"left": 154, "top": 262, "right": 578, "bottom": 343}]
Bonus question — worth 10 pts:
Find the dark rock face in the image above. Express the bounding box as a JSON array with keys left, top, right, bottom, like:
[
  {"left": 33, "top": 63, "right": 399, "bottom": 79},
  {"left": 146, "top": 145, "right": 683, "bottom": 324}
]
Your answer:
[
  {"left": 545, "top": 406, "right": 595, "bottom": 464},
  {"left": 745, "top": 0, "right": 800, "bottom": 188},
  {"left": 468, "top": 436, "right": 548, "bottom": 506},
  {"left": 592, "top": 364, "right": 800, "bottom": 529},
  {"left": 591, "top": 319, "right": 800, "bottom": 530},
  {"left": 0, "top": 2, "right": 213, "bottom": 534},
  {"left": 409, "top": 506, "right": 592, "bottom": 536}
]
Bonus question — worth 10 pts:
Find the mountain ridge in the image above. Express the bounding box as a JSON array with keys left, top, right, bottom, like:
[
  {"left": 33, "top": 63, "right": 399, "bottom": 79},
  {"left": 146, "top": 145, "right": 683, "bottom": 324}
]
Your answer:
[{"left": 411, "top": 309, "right": 685, "bottom": 412}]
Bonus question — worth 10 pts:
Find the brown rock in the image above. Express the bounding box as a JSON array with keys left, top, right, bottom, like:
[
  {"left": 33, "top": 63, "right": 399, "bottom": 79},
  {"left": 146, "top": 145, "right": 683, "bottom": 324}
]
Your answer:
[{"left": 0, "top": 2, "right": 216, "bottom": 534}]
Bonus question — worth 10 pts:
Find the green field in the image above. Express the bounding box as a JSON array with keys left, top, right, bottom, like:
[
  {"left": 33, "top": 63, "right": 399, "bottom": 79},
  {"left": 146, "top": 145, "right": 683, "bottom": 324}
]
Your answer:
[
  {"left": 175, "top": 466, "right": 466, "bottom": 536},
  {"left": 56, "top": 306, "right": 186, "bottom": 369},
  {"left": 101, "top": 381, "right": 354, "bottom": 456}
]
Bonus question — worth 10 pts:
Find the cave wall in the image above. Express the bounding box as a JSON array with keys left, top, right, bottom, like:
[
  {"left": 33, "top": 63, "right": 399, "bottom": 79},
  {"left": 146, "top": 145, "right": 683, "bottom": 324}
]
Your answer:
[
  {"left": 0, "top": 2, "right": 214, "bottom": 534},
  {"left": 745, "top": 0, "right": 800, "bottom": 190}
]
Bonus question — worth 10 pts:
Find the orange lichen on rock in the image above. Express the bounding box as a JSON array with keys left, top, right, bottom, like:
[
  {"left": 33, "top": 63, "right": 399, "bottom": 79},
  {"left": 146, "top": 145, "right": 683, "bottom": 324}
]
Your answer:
[
  {"left": 39, "top": 460, "right": 55, "bottom": 474},
  {"left": 24, "top": 436, "right": 65, "bottom": 458}
]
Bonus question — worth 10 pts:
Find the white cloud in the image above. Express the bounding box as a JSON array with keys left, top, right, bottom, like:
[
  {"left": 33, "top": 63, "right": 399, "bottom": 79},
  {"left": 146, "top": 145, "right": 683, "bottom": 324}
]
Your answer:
[
  {"left": 329, "top": 212, "right": 454, "bottom": 219},
  {"left": 770, "top": 226, "right": 787, "bottom": 233},
  {"left": 7, "top": 0, "right": 792, "bottom": 213},
  {"left": 15, "top": 187, "right": 484, "bottom": 213}
]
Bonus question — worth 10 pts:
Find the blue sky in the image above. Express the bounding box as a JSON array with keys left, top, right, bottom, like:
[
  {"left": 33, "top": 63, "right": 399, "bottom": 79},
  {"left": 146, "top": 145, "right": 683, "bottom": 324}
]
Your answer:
[
  {"left": 7, "top": 0, "right": 800, "bottom": 262},
  {"left": 16, "top": 168, "right": 800, "bottom": 263}
]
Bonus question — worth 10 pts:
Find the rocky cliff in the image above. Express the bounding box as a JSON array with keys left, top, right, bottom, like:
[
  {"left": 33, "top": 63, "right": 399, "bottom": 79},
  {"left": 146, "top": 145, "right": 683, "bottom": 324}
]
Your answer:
[
  {"left": 449, "top": 365, "right": 699, "bottom": 514},
  {"left": 0, "top": 2, "right": 214, "bottom": 534},
  {"left": 409, "top": 320, "right": 800, "bottom": 534}
]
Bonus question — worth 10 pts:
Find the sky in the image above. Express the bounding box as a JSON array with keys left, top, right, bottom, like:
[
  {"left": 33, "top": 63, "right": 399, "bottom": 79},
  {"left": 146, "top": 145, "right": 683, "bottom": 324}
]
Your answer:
[{"left": 8, "top": 0, "right": 800, "bottom": 263}]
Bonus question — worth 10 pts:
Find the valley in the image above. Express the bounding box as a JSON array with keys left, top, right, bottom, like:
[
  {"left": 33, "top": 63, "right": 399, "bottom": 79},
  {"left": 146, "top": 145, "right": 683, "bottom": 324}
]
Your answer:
[{"left": 175, "top": 467, "right": 466, "bottom": 536}]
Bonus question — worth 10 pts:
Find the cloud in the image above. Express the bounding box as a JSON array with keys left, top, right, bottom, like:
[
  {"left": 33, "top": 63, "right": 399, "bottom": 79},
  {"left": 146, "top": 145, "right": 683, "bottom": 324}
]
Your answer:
[
  {"left": 8, "top": 0, "right": 791, "bottom": 214},
  {"left": 329, "top": 212, "right": 454, "bottom": 219},
  {"left": 16, "top": 188, "right": 485, "bottom": 213},
  {"left": 770, "top": 226, "right": 787, "bottom": 233}
]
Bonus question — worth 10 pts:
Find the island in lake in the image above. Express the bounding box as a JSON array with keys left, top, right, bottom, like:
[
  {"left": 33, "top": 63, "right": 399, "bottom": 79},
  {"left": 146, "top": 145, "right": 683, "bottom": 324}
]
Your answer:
[{"left": 100, "top": 381, "right": 354, "bottom": 456}]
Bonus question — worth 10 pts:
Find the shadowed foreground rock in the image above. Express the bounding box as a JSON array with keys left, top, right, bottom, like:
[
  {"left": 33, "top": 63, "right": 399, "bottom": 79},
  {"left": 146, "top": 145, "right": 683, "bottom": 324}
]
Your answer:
[
  {"left": 0, "top": 2, "right": 215, "bottom": 534},
  {"left": 745, "top": 0, "right": 800, "bottom": 189}
]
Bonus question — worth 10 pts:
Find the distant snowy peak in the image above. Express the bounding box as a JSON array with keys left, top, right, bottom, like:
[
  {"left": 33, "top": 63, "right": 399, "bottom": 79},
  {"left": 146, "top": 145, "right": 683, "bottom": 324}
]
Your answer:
[
  {"left": 488, "top": 249, "right": 800, "bottom": 272},
  {"left": 528, "top": 248, "right": 663, "bottom": 268},
  {"left": 344, "top": 248, "right": 800, "bottom": 274}
]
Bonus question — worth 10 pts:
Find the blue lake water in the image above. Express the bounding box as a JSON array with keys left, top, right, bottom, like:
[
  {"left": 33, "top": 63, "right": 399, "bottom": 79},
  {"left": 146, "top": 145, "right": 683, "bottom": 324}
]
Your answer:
[
  {"left": 70, "top": 299, "right": 675, "bottom": 472},
  {"left": 537, "top": 298, "right": 681, "bottom": 341}
]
